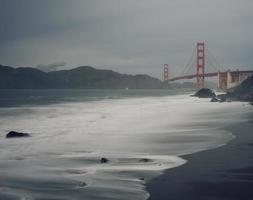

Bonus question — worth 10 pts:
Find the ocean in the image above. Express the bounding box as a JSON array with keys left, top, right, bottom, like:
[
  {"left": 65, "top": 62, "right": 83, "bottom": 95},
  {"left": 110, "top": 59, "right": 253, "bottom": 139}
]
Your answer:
[{"left": 0, "top": 89, "right": 251, "bottom": 200}]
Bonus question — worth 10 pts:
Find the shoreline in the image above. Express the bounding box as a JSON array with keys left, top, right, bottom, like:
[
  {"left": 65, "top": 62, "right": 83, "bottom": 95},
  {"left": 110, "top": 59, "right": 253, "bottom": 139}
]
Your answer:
[{"left": 146, "top": 116, "right": 253, "bottom": 200}]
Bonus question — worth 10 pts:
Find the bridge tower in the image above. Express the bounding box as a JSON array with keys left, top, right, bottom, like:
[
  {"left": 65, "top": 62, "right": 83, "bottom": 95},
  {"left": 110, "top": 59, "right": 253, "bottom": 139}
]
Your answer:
[
  {"left": 164, "top": 64, "right": 169, "bottom": 82},
  {"left": 196, "top": 42, "right": 205, "bottom": 88}
]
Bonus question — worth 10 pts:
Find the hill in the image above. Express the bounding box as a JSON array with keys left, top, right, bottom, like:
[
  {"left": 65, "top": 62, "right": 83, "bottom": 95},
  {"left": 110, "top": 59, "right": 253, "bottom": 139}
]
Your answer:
[
  {"left": 219, "top": 75, "right": 253, "bottom": 102},
  {"left": 233, "top": 75, "right": 253, "bottom": 95},
  {"left": 0, "top": 65, "right": 163, "bottom": 89},
  {"left": 231, "top": 75, "right": 253, "bottom": 101}
]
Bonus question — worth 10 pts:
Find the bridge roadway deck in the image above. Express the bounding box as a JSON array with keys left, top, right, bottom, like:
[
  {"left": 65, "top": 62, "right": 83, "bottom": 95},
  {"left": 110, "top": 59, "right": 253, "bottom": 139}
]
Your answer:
[{"left": 168, "top": 70, "right": 253, "bottom": 81}]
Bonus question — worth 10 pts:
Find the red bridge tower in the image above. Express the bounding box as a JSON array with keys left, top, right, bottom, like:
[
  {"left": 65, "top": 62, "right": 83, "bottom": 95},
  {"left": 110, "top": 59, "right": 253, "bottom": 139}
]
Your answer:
[
  {"left": 196, "top": 42, "right": 205, "bottom": 88},
  {"left": 164, "top": 64, "right": 169, "bottom": 82}
]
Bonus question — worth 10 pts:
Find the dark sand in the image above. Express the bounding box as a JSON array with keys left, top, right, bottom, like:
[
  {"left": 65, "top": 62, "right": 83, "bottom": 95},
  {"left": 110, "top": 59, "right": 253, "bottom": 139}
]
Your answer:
[{"left": 147, "top": 119, "right": 253, "bottom": 200}]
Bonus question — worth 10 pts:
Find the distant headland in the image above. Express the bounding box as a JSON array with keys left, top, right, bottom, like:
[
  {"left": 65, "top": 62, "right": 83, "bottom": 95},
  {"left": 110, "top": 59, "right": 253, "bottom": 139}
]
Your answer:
[{"left": 0, "top": 65, "right": 162, "bottom": 89}]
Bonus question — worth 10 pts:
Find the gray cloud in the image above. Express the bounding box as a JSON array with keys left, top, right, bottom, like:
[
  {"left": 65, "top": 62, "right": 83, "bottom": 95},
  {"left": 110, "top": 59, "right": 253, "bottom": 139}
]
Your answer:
[
  {"left": 0, "top": 0, "right": 253, "bottom": 79},
  {"left": 36, "top": 62, "right": 66, "bottom": 72}
]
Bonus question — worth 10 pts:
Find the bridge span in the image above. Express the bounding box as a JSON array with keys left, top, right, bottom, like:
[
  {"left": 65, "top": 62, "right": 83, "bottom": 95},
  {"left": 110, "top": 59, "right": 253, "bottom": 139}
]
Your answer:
[
  {"left": 168, "top": 70, "right": 253, "bottom": 91},
  {"left": 164, "top": 42, "right": 253, "bottom": 91},
  {"left": 168, "top": 72, "right": 218, "bottom": 81}
]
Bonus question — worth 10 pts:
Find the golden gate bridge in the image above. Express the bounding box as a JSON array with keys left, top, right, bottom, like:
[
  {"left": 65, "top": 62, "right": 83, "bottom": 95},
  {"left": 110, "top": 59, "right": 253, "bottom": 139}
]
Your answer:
[{"left": 164, "top": 42, "right": 253, "bottom": 91}]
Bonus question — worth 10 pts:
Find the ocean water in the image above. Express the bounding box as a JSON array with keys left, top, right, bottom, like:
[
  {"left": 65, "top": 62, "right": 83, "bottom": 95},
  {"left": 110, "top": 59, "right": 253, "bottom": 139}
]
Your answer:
[{"left": 0, "top": 89, "right": 251, "bottom": 200}]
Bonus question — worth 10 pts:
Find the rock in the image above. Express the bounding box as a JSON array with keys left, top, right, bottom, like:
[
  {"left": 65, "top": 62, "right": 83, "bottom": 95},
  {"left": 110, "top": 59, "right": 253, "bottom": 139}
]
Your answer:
[
  {"left": 192, "top": 88, "right": 216, "bottom": 98},
  {"left": 217, "top": 94, "right": 227, "bottom": 102},
  {"left": 6, "top": 131, "right": 30, "bottom": 138},
  {"left": 224, "top": 75, "right": 253, "bottom": 102},
  {"left": 100, "top": 157, "right": 109, "bottom": 163},
  {"left": 239, "top": 95, "right": 253, "bottom": 102},
  {"left": 139, "top": 158, "right": 150, "bottom": 163},
  {"left": 210, "top": 97, "right": 219, "bottom": 102},
  {"left": 79, "top": 182, "right": 87, "bottom": 187},
  {"left": 233, "top": 75, "right": 253, "bottom": 97}
]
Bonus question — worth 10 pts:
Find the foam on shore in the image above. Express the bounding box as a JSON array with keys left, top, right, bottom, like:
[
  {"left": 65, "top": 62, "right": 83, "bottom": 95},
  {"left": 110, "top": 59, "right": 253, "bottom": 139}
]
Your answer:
[{"left": 0, "top": 94, "right": 251, "bottom": 200}]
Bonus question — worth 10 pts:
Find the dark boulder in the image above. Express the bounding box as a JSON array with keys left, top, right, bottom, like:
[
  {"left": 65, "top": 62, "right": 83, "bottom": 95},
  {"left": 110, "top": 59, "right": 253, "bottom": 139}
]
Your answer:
[
  {"left": 100, "top": 157, "right": 109, "bottom": 163},
  {"left": 79, "top": 182, "right": 87, "bottom": 187},
  {"left": 139, "top": 158, "right": 151, "bottom": 163},
  {"left": 210, "top": 97, "right": 219, "bottom": 102},
  {"left": 6, "top": 131, "right": 30, "bottom": 138},
  {"left": 192, "top": 88, "right": 216, "bottom": 98},
  {"left": 217, "top": 94, "right": 227, "bottom": 102}
]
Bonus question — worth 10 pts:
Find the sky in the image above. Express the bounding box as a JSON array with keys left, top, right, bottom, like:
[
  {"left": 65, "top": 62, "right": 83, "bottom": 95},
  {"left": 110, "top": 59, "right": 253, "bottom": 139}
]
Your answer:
[{"left": 0, "top": 0, "right": 253, "bottom": 79}]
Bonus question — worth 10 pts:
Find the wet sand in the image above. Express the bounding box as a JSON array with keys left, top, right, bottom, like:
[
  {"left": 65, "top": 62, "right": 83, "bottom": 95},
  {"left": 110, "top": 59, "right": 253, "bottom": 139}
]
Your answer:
[{"left": 147, "top": 118, "right": 253, "bottom": 200}]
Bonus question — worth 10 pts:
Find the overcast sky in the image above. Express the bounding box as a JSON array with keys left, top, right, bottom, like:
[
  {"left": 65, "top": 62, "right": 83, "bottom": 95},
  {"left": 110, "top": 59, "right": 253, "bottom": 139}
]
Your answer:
[{"left": 0, "top": 0, "right": 253, "bottom": 78}]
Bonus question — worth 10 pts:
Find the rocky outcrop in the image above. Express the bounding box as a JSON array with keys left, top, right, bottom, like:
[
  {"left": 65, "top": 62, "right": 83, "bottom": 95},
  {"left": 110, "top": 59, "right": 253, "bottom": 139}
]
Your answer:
[
  {"left": 217, "top": 75, "right": 253, "bottom": 103},
  {"left": 192, "top": 88, "right": 216, "bottom": 98},
  {"left": 210, "top": 97, "right": 219, "bottom": 102},
  {"left": 100, "top": 157, "right": 109, "bottom": 163},
  {"left": 139, "top": 158, "right": 151, "bottom": 163},
  {"left": 6, "top": 131, "right": 30, "bottom": 138},
  {"left": 233, "top": 75, "right": 253, "bottom": 96}
]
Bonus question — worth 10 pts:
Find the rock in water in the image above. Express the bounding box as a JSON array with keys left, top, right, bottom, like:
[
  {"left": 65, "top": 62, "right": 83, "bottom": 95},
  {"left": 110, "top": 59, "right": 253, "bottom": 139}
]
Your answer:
[
  {"left": 139, "top": 158, "right": 151, "bottom": 163},
  {"left": 210, "top": 97, "right": 219, "bottom": 102},
  {"left": 100, "top": 157, "right": 109, "bottom": 163},
  {"left": 6, "top": 131, "right": 30, "bottom": 138},
  {"left": 193, "top": 88, "right": 216, "bottom": 98},
  {"left": 79, "top": 182, "right": 87, "bottom": 188},
  {"left": 217, "top": 94, "right": 227, "bottom": 102}
]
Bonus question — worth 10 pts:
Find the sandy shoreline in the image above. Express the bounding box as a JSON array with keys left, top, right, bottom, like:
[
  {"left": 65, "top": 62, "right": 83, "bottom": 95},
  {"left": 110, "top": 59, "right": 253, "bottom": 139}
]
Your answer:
[{"left": 147, "top": 114, "right": 253, "bottom": 200}]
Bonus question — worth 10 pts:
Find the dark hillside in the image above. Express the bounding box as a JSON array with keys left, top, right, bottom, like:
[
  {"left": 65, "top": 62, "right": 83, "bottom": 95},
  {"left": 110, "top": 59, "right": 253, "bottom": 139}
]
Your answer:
[{"left": 0, "top": 65, "right": 162, "bottom": 89}]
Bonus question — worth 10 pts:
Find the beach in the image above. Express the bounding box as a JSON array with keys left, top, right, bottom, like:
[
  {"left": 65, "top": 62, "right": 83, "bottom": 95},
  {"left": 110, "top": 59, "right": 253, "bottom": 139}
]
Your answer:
[
  {"left": 0, "top": 89, "right": 252, "bottom": 200},
  {"left": 147, "top": 115, "right": 253, "bottom": 200}
]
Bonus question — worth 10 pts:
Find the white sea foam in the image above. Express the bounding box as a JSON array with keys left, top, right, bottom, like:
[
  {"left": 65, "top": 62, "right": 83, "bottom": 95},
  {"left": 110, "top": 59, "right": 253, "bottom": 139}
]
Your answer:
[{"left": 0, "top": 94, "right": 251, "bottom": 200}]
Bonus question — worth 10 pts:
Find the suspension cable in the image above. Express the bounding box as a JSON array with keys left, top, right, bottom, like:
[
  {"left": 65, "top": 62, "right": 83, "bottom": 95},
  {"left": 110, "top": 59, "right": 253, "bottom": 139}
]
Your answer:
[
  {"left": 206, "top": 47, "right": 224, "bottom": 71},
  {"left": 179, "top": 45, "right": 197, "bottom": 76}
]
